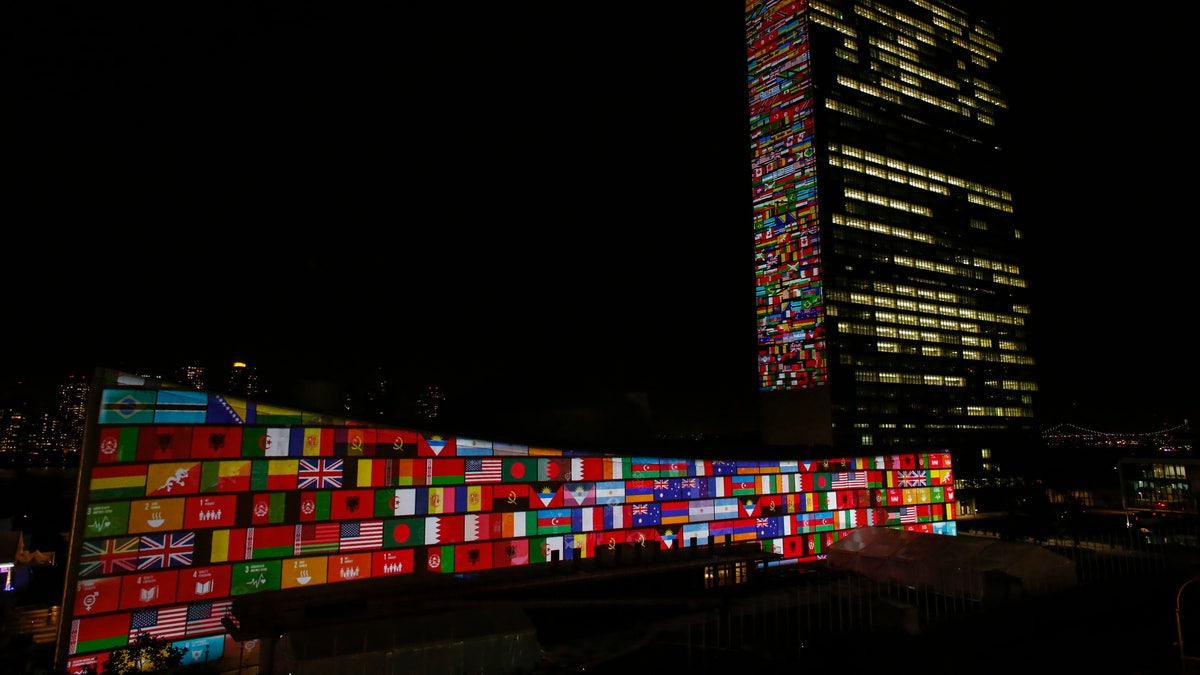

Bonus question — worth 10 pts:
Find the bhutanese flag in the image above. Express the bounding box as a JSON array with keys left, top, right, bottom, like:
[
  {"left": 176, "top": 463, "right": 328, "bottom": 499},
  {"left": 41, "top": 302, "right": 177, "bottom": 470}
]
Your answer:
[
  {"left": 209, "top": 528, "right": 247, "bottom": 564},
  {"left": 90, "top": 464, "right": 147, "bottom": 500},
  {"left": 197, "top": 461, "right": 248, "bottom": 493},
  {"left": 383, "top": 518, "right": 425, "bottom": 547},
  {"left": 299, "top": 491, "right": 332, "bottom": 521},
  {"left": 145, "top": 461, "right": 202, "bottom": 497},
  {"left": 96, "top": 426, "right": 139, "bottom": 463},
  {"left": 250, "top": 460, "right": 298, "bottom": 491}
]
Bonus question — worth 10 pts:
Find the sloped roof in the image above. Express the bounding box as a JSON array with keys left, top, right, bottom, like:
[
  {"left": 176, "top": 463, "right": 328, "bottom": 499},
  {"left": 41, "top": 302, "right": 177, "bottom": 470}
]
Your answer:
[{"left": 826, "top": 527, "right": 1077, "bottom": 599}]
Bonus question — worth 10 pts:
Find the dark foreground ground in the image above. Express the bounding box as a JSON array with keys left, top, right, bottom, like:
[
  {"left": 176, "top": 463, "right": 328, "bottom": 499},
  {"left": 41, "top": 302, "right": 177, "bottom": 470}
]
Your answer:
[
  {"left": 5, "top": 512, "right": 1200, "bottom": 674},
  {"left": 530, "top": 515, "right": 1200, "bottom": 675}
]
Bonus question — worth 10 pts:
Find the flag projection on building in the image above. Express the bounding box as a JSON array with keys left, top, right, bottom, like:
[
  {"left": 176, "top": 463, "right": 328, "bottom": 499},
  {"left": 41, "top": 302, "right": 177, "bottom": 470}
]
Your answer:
[{"left": 58, "top": 369, "right": 958, "bottom": 671}]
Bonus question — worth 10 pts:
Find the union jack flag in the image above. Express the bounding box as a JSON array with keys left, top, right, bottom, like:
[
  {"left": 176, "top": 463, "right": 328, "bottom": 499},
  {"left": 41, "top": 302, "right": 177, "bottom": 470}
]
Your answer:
[
  {"left": 79, "top": 537, "right": 140, "bottom": 577},
  {"left": 138, "top": 532, "right": 195, "bottom": 570},
  {"left": 897, "top": 470, "right": 928, "bottom": 488},
  {"left": 631, "top": 504, "right": 648, "bottom": 516},
  {"left": 681, "top": 479, "right": 697, "bottom": 489},
  {"left": 653, "top": 479, "right": 670, "bottom": 490},
  {"left": 298, "top": 458, "right": 343, "bottom": 489}
]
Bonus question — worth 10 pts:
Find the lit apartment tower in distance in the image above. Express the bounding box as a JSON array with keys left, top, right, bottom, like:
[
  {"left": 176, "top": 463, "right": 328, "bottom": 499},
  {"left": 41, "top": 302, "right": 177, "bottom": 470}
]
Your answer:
[
  {"left": 749, "top": 0, "right": 1035, "bottom": 473},
  {"left": 224, "top": 361, "right": 262, "bottom": 397}
]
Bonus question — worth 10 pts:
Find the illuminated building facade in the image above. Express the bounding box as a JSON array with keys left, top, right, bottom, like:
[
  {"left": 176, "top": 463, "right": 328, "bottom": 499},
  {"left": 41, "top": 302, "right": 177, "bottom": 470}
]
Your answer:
[
  {"left": 55, "top": 369, "right": 957, "bottom": 672},
  {"left": 751, "top": 0, "right": 1036, "bottom": 463}
]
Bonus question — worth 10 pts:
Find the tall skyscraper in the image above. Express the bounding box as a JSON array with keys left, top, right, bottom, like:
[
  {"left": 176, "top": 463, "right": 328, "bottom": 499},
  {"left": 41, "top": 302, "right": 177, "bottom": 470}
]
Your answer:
[{"left": 749, "top": 0, "right": 1034, "bottom": 472}]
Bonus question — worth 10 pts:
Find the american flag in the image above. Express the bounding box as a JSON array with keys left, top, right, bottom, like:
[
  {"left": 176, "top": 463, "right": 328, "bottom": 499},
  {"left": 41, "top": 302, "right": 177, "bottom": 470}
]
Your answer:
[
  {"left": 130, "top": 605, "right": 188, "bottom": 640},
  {"left": 464, "top": 458, "right": 502, "bottom": 483},
  {"left": 897, "top": 470, "right": 928, "bottom": 487},
  {"left": 298, "top": 459, "right": 343, "bottom": 489},
  {"left": 138, "top": 532, "right": 194, "bottom": 570},
  {"left": 339, "top": 520, "right": 383, "bottom": 551},
  {"left": 832, "top": 471, "right": 868, "bottom": 489},
  {"left": 186, "top": 600, "right": 233, "bottom": 637},
  {"left": 79, "top": 537, "right": 139, "bottom": 577}
]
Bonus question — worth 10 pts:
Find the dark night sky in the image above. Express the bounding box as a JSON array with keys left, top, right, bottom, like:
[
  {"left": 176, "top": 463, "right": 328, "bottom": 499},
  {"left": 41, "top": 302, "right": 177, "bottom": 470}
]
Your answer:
[{"left": 4, "top": 4, "right": 1194, "bottom": 432}]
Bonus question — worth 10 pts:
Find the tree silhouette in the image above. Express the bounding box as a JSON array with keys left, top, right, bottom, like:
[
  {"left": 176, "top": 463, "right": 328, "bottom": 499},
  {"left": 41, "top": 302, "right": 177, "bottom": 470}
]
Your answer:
[{"left": 103, "top": 631, "right": 184, "bottom": 674}]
